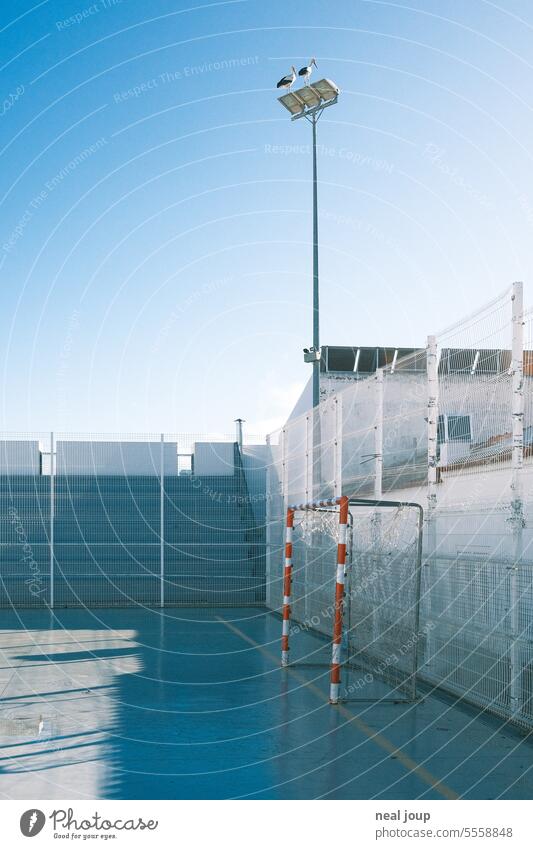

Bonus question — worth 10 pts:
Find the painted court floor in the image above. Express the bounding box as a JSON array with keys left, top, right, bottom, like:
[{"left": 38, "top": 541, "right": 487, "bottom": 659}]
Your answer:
[{"left": 0, "top": 607, "right": 532, "bottom": 800}]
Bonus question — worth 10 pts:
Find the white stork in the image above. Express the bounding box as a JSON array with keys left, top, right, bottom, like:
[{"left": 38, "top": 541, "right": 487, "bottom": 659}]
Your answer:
[
  {"left": 298, "top": 57, "right": 317, "bottom": 85},
  {"left": 276, "top": 66, "right": 297, "bottom": 91}
]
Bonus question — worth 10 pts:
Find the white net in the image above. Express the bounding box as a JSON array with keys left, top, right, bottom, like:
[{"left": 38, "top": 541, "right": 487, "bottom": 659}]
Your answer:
[
  {"left": 344, "top": 503, "right": 422, "bottom": 701},
  {"left": 297, "top": 508, "right": 340, "bottom": 546},
  {"left": 289, "top": 507, "right": 341, "bottom": 669}
]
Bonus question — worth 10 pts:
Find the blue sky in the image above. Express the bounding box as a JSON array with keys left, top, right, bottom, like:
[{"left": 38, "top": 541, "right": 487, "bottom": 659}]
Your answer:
[{"left": 1, "top": 0, "right": 533, "bottom": 435}]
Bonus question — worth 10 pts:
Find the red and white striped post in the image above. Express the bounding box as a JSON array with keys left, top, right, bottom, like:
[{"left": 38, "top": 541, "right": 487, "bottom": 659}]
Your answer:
[
  {"left": 330, "top": 495, "right": 349, "bottom": 704},
  {"left": 281, "top": 507, "right": 295, "bottom": 666}
]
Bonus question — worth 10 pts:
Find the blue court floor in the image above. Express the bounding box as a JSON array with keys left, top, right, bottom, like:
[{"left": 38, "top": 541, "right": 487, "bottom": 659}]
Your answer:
[{"left": 0, "top": 607, "right": 532, "bottom": 800}]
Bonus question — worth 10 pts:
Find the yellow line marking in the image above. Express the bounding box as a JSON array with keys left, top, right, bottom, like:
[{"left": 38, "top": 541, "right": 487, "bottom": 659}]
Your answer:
[{"left": 217, "top": 615, "right": 459, "bottom": 800}]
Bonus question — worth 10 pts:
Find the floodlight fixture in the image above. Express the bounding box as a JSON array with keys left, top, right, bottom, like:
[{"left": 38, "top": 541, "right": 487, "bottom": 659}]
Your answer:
[
  {"left": 278, "top": 79, "right": 339, "bottom": 123},
  {"left": 277, "top": 91, "right": 305, "bottom": 116},
  {"left": 312, "top": 78, "right": 339, "bottom": 102}
]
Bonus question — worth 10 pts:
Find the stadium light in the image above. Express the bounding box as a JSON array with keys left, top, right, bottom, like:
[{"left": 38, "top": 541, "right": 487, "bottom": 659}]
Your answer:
[{"left": 277, "top": 79, "right": 340, "bottom": 407}]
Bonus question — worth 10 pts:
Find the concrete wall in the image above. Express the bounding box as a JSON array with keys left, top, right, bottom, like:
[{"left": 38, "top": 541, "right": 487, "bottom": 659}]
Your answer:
[
  {"left": 193, "top": 442, "right": 235, "bottom": 476},
  {"left": 56, "top": 441, "right": 178, "bottom": 476},
  {"left": 0, "top": 441, "right": 41, "bottom": 475},
  {"left": 241, "top": 445, "right": 269, "bottom": 525}
]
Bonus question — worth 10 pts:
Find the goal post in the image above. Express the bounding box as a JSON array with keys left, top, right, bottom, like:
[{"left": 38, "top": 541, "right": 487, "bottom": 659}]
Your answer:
[{"left": 280, "top": 496, "right": 423, "bottom": 705}]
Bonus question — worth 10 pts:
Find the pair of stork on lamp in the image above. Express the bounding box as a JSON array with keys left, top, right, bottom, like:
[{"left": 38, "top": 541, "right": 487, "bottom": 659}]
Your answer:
[{"left": 277, "top": 57, "right": 317, "bottom": 91}]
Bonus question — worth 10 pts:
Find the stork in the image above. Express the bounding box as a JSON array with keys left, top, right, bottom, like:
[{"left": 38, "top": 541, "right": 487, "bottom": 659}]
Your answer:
[
  {"left": 298, "top": 57, "right": 317, "bottom": 85},
  {"left": 276, "top": 66, "right": 297, "bottom": 91}
]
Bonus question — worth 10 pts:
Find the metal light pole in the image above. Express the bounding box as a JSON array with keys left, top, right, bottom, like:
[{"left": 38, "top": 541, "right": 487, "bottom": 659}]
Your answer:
[
  {"left": 277, "top": 78, "right": 339, "bottom": 407},
  {"left": 311, "top": 114, "right": 319, "bottom": 408}
]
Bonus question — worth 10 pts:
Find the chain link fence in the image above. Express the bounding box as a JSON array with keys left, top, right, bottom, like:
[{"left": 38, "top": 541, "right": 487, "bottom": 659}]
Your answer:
[
  {"left": 0, "top": 432, "right": 267, "bottom": 608},
  {"left": 267, "top": 283, "right": 533, "bottom": 730}
]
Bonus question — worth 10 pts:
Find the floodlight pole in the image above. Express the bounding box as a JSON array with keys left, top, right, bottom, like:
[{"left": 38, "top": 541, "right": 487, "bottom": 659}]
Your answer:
[
  {"left": 311, "top": 114, "right": 319, "bottom": 408},
  {"left": 277, "top": 81, "right": 339, "bottom": 408},
  {"left": 295, "top": 99, "right": 338, "bottom": 407}
]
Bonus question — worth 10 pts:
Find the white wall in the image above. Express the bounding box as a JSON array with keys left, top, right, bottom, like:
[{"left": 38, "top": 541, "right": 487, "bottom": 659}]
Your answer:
[
  {"left": 0, "top": 440, "right": 41, "bottom": 475},
  {"left": 56, "top": 441, "right": 178, "bottom": 475},
  {"left": 193, "top": 442, "right": 235, "bottom": 476}
]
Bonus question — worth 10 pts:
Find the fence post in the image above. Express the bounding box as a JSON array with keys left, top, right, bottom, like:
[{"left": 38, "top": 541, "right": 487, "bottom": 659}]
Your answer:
[
  {"left": 265, "top": 433, "right": 272, "bottom": 608},
  {"left": 50, "top": 431, "right": 54, "bottom": 610},
  {"left": 281, "top": 427, "right": 288, "bottom": 512},
  {"left": 372, "top": 369, "right": 384, "bottom": 642},
  {"left": 334, "top": 395, "right": 343, "bottom": 498},
  {"left": 305, "top": 414, "right": 311, "bottom": 503},
  {"left": 304, "top": 416, "right": 312, "bottom": 620},
  {"left": 160, "top": 433, "right": 165, "bottom": 609},
  {"left": 374, "top": 369, "right": 384, "bottom": 500},
  {"left": 426, "top": 335, "right": 439, "bottom": 669},
  {"left": 281, "top": 427, "right": 288, "bottom": 614},
  {"left": 510, "top": 281, "right": 524, "bottom": 715}
]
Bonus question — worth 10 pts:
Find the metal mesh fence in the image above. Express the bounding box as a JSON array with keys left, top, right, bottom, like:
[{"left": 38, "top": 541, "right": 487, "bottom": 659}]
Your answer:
[
  {"left": 435, "top": 288, "right": 513, "bottom": 473},
  {"left": 522, "top": 307, "right": 533, "bottom": 451},
  {"left": 382, "top": 353, "right": 428, "bottom": 491},
  {"left": 0, "top": 432, "right": 266, "bottom": 608},
  {"left": 0, "top": 433, "right": 52, "bottom": 608},
  {"left": 341, "top": 377, "right": 378, "bottom": 497},
  {"left": 266, "top": 283, "right": 533, "bottom": 729},
  {"left": 420, "top": 517, "right": 533, "bottom": 726}
]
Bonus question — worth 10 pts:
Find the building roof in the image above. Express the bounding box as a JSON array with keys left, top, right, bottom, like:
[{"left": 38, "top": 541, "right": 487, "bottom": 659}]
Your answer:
[
  {"left": 322, "top": 345, "right": 528, "bottom": 376},
  {"left": 321, "top": 345, "right": 426, "bottom": 374}
]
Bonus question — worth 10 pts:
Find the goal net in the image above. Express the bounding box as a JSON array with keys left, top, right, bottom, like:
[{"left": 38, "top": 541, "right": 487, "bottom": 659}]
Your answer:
[{"left": 281, "top": 497, "right": 423, "bottom": 703}]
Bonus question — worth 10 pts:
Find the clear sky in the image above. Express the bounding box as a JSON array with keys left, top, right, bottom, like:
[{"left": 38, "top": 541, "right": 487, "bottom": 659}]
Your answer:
[{"left": 1, "top": 0, "right": 533, "bottom": 436}]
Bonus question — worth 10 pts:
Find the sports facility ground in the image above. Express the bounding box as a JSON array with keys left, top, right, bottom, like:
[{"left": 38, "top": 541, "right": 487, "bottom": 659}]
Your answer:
[{"left": 1, "top": 607, "right": 532, "bottom": 801}]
